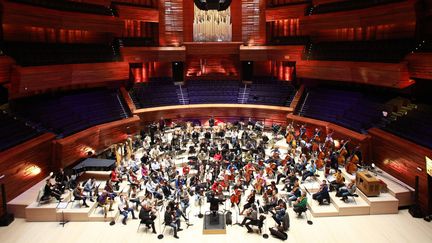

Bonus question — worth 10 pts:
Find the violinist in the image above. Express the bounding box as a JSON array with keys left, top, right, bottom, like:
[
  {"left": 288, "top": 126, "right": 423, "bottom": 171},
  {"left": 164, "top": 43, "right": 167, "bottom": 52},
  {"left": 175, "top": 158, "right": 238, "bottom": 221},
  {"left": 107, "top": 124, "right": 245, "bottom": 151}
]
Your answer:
[
  {"left": 262, "top": 188, "right": 278, "bottom": 213},
  {"left": 287, "top": 179, "right": 301, "bottom": 206},
  {"left": 164, "top": 205, "right": 180, "bottom": 239},
  {"left": 241, "top": 190, "right": 256, "bottom": 215},
  {"left": 293, "top": 192, "right": 308, "bottom": 215},
  {"left": 312, "top": 180, "right": 330, "bottom": 205},
  {"left": 119, "top": 194, "right": 137, "bottom": 225},
  {"left": 301, "top": 160, "right": 317, "bottom": 182},
  {"left": 139, "top": 200, "right": 157, "bottom": 234},
  {"left": 73, "top": 186, "right": 89, "bottom": 207},
  {"left": 240, "top": 204, "right": 258, "bottom": 233},
  {"left": 330, "top": 169, "right": 345, "bottom": 191}
]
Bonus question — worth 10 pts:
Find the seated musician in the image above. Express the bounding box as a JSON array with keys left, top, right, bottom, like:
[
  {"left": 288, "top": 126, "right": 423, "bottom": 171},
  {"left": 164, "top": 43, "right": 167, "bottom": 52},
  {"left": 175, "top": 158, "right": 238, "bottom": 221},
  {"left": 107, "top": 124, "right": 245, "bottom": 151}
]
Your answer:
[
  {"left": 73, "top": 186, "right": 89, "bottom": 207},
  {"left": 241, "top": 190, "right": 256, "bottom": 215},
  {"left": 213, "top": 151, "right": 222, "bottom": 162},
  {"left": 336, "top": 179, "right": 357, "bottom": 201},
  {"left": 161, "top": 179, "right": 174, "bottom": 199},
  {"left": 262, "top": 189, "right": 278, "bottom": 213},
  {"left": 55, "top": 168, "right": 69, "bottom": 193},
  {"left": 270, "top": 202, "right": 286, "bottom": 226},
  {"left": 182, "top": 162, "right": 190, "bottom": 177},
  {"left": 43, "top": 179, "right": 62, "bottom": 201},
  {"left": 104, "top": 179, "right": 118, "bottom": 198},
  {"left": 139, "top": 201, "right": 157, "bottom": 234},
  {"left": 283, "top": 171, "right": 297, "bottom": 191},
  {"left": 97, "top": 190, "right": 113, "bottom": 218},
  {"left": 276, "top": 164, "right": 290, "bottom": 185},
  {"left": 287, "top": 179, "right": 301, "bottom": 206},
  {"left": 293, "top": 192, "right": 308, "bottom": 215},
  {"left": 119, "top": 194, "right": 137, "bottom": 225},
  {"left": 240, "top": 204, "right": 258, "bottom": 233},
  {"left": 110, "top": 168, "right": 122, "bottom": 190},
  {"left": 83, "top": 177, "right": 96, "bottom": 202},
  {"left": 301, "top": 160, "right": 317, "bottom": 182},
  {"left": 129, "top": 154, "right": 140, "bottom": 173},
  {"left": 312, "top": 180, "right": 330, "bottom": 205},
  {"left": 164, "top": 205, "right": 181, "bottom": 239},
  {"left": 144, "top": 178, "right": 163, "bottom": 200},
  {"left": 330, "top": 169, "right": 345, "bottom": 191}
]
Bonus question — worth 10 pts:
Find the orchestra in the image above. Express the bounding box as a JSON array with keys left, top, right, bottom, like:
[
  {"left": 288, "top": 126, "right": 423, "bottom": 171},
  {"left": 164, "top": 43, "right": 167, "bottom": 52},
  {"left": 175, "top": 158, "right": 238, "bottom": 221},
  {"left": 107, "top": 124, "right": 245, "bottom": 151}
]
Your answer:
[{"left": 43, "top": 117, "right": 364, "bottom": 238}]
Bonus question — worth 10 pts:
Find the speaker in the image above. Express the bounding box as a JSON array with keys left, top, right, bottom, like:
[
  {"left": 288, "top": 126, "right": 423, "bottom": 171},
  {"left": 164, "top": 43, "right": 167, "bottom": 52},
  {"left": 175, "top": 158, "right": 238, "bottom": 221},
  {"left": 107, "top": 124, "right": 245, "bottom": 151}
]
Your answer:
[
  {"left": 242, "top": 61, "right": 253, "bottom": 81},
  {"left": 0, "top": 184, "right": 14, "bottom": 227},
  {"left": 172, "top": 62, "right": 184, "bottom": 82},
  {"left": 409, "top": 176, "right": 423, "bottom": 218}
]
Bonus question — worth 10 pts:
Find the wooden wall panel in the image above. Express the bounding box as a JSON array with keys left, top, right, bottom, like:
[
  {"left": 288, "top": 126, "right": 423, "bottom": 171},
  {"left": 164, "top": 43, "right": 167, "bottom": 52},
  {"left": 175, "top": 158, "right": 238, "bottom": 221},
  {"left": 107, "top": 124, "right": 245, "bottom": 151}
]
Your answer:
[
  {"left": 300, "top": 1, "right": 417, "bottom": 40},
  {"left": 10, "top": 62, "right": 129, "bottom": 97},
  {"left": 231, "top": 0, "right": 243, "bottom": 42},
  {"left": 182, "top": 0, "right": 194, "bottom": 42},
  {"left": 0, "top": 133, "right": 56, "bottom": 211},
  {"left": 0, "top": 56, "right": 15, "bottom": 84},
  {"left": 405, "top": 53, "right": 432, "bottom": 80},
  {"left": 368, "top": 128, "right": 431, "bottom": 213},
  {"left": 134, "top": 104, "right": 293, "bottom": 124},
  {"left": 115, "top": 5, "right": 159, "bottom": 22},
  {"left": 70, "top": 0, "right": 111, "bottom": 7},
  {"left": 296, "top": 60, "right": 412, "bottom": 88},
  {"left": 121, "top": 46, "right": 186, "bottom": 62},
  {"left": 53, "top": 116, "right": 140, "bottom": 168},
  {"left": 240, "top": 45, "right": 304, "bottom": 61},
  {"left": 242, "top": 0, "right": 267, "bottom": 45},
  {"left": 266, "top": 3, "right": 309, "bottom": 21},
  {"left": 2, "top": 2, "right": 124, "bottom": 34},
  {"left": 158, "top": 0, "right": 183, "bottom": 46}
]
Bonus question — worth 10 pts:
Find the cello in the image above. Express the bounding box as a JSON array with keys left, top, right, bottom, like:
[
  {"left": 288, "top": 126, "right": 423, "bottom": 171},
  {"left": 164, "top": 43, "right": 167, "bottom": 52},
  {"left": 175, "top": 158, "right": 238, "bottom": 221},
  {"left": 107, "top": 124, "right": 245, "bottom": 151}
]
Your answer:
[{"left": 345, "top": 154, "right": 359, "bottom": 174}]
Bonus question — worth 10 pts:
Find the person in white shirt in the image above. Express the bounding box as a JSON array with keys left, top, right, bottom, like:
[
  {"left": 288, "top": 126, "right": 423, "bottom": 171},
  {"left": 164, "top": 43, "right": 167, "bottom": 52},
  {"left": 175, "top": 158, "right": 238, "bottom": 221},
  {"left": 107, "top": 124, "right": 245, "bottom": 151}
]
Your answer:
[{"left": 118, "top": 194, "right": 136, "bottom": 225}]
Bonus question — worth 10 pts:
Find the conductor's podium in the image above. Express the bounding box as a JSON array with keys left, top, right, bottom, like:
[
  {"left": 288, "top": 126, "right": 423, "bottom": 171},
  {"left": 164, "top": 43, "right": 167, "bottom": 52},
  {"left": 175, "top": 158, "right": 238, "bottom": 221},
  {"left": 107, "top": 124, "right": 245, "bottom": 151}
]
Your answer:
[{"left": 203, "top": 212, "right": 227, "bottom": 234}]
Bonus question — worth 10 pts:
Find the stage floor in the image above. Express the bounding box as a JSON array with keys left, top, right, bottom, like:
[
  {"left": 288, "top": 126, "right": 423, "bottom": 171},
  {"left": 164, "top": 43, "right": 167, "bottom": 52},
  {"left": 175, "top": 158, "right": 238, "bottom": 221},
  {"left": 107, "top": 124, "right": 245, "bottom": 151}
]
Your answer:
[{"left": 0, "top": 209, "right": 431, "bottom": 243}]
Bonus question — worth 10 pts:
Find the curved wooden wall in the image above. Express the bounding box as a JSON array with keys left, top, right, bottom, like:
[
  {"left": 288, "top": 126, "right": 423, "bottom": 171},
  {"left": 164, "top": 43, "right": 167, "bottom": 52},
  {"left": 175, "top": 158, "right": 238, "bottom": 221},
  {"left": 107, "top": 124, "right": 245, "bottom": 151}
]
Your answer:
[
  {"left": 368, "top": 127, "right": 431, "bottom": 213},
  {"left": 0, "top": 133, "right": 56, "bottom": 212},
  {"left": 53, "top": 116, "right": 141, "bottom": 168}
]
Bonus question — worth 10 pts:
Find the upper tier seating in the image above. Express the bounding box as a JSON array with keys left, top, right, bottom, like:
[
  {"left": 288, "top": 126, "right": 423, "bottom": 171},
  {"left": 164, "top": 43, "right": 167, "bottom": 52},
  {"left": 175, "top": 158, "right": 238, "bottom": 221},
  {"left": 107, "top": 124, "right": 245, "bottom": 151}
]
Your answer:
[
  {"left": 308, "top": 0, "right": 404, "bottom": 15},
  {"left": 248, "top": 79, "right": 296, "bottom": 106},
  {"left": 1, "top": 42, "right": 118, "bottom": 66},
  {"left": 186, "top": 80, "right": 241, "bottom": 104},
  {"left": 10, "top": 89, "right": 129, "bottom": 137},
  {"left": 10, "top": 0, "right": 114, "bottom": 15},
  {"left": 0, "top": 110, "right": 42, "bottom": 152},
  {"left": 383, "top": 104, "right": 432, "bottom": 149},
  {"left": 308, "top": 39, "right": 415, "bottom": 63},
  {"left": 297, "top": 87, "right": 394, "bottom": 133},
  {"left": 130, "top": 81, "right": 180, "bottom": 109}
]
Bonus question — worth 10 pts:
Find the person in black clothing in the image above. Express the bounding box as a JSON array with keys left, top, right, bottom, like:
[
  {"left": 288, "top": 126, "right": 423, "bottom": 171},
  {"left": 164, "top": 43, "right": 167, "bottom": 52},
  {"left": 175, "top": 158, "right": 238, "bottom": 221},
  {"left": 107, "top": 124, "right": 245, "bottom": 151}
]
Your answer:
[
  {"left": 241, "top": 190, "right": 256, "bottom": 215},
  {"left": 164, "top": 206, "right": 181, "bottom": 239},
  {"left": 208, "top": 192, "right": 224, "bottom": 216},
  {"left": 139, "top": 204, "right": 157, "bottom": 234},
  {"left": 43, "top": 179, "right": 62, "bottom": 201}
]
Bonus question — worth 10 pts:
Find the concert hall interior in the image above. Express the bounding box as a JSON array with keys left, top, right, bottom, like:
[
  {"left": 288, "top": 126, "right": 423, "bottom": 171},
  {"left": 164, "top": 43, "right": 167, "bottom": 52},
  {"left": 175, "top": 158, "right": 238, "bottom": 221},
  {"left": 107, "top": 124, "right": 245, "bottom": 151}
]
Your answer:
[{"left": 1, "top": 0, "right": 432, "bottom": 242}]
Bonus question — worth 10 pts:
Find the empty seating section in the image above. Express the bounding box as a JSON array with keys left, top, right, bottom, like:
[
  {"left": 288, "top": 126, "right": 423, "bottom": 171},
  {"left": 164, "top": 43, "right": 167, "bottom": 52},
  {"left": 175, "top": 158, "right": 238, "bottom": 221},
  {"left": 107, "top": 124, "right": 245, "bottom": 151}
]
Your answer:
[
  {"left": 10, "top": 0, "right": 114, "bottom": 16},
  {"left": 10, "top": 89, "right": 129, "bottom": 137},
  {"left": 309, "top": 0, "right": 404, "bottom": 15},
  {"left": 130, "top": 82, "right": 179, "bottom": 108},
  {"left": 0, "top": 111, "right": 42, "bottom": 152},
  {"left": 1, "top": 42, "right": 117, "bottom": 66},
  {"left": 186, "top": 80, "right": 240, "bottom": 104},
  {"left": 248, "top": 79, "right": 296, "bottom": 106},
  {"left": 309, "top": 39, "right": 415, "bottom": 63},
  {"left": 298, "top": 88, "right": 390, "bottom": 132},
  {"left": 383, "top": 104, "right": 432, "bottom": 149}
]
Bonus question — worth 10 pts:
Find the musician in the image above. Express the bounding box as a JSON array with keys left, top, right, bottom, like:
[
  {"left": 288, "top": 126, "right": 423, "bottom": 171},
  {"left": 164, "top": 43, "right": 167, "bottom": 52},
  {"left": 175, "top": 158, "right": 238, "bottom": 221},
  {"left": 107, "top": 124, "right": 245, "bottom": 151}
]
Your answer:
[
  {"left": 312, "top": 180, "right": 330, "bottom": 205},
  {"left": 179, "top": 186, "right": 190, "bottom": 213},
  {"left": 73, "top": 186, "right": 89, "bottom": 207},
  {"left": 208, "top": 191, "right": 225, "bottom": 216},
  {"left": 241, "top": 190, "right": 256, "bottom": 215},
  {"left": 209, "top": 116, "right": 215, "bottom": 127},
  {"left": 330, "top": 169, "right": 345, "bottom": 191},
  {"left": 299, "top": 124, "right": 307, "bottom": 138},
  {"left": 110, "top": 168, "right": 121, "bottom": 190},
  {"left": 139, "top": 202, "right": 157, "bottom": 234},
  {"left": 104, "top": 179, "right": 117, "bottom": 199},
  {"left": 240, "top": 204, "right": 258, "bottom": 232},
  {"left": 55, "top": 168, "right": 69, "bottom": 192},
  {"left": 164, "top": 206, "right": 181, "bottom": 239},
  {"left": 270, "top": 202, "right": 286, "bottom": 227},
  {"left": 337, "top": 179, "right": 357, "bottom": 202},
  {"left": 262, "top": 189, "right": 278, "bottom": 213},
  {"left": 119, "top": 194, "right": 137, "bottom": 225},
  {"left": 43, "top": 179, "right": 62, "bottom": 201},
  {"left": 293, "top": 191, "right": 308, "bottom": 215},
  {"left": 83, "top": 177, "right": 96, "bottom": 202},
  {"left": 287, "top": 179, "right": 301, "bottom": 206},
  {"left": 301, "top": 160, "right": 317, "bottom": 182},
  {"left": 97, "top": 191, "right": 113, "bottom": 218}
]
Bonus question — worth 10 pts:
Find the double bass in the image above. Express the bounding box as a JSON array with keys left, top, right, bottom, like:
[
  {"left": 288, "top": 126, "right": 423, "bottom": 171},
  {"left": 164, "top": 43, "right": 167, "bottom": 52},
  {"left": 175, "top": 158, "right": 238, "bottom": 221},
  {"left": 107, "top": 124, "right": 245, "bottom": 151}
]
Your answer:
[{"left": 345, "top": 154, "right": 359, "bottom": 174}]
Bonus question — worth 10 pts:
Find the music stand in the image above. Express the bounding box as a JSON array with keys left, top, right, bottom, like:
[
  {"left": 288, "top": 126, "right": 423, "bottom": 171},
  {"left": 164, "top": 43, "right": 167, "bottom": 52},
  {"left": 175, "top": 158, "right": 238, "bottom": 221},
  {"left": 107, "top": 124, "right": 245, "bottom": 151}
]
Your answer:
[{"left": 57, "top": 201, "right": 69, "bottom": 227}]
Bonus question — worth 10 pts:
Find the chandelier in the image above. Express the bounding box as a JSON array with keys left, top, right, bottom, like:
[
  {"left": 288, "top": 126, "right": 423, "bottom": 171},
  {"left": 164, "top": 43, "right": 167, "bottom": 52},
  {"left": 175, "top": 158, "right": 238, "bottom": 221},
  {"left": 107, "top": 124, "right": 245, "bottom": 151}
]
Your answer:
[{"left": 194, "top": 0, "right": 232, "bottom": 11}]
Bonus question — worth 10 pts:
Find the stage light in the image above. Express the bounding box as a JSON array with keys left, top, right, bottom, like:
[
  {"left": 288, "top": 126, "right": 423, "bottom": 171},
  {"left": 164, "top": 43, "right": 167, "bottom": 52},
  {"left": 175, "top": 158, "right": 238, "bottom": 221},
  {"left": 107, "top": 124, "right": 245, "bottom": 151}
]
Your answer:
[{"left": 22, "top": 164, "right": 41, "bottom": 177}]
